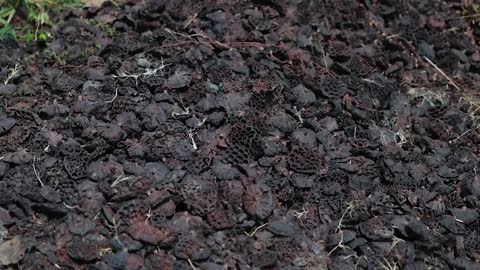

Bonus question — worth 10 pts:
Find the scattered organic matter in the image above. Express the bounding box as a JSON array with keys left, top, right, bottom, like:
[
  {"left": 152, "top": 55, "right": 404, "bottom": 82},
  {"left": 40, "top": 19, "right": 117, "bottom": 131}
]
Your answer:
[{"left": 0, "top": 0, "right": 480, "bottom": 269}]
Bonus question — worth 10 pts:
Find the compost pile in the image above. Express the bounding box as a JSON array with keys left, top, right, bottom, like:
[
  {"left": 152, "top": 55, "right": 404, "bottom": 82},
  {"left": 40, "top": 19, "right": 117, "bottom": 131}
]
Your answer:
[{"left": 1, "top": 0, "right": 480, "bottom": 269}]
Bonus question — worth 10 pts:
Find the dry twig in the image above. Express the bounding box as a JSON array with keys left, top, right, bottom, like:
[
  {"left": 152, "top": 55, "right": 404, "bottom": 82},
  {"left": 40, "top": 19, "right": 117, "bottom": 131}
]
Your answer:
[
  {"left": 184, "top": 13, "right": 198, "bottom": 29},
  {"left": 423, "top": 56, "right": 461, "bottom": 91},
  {"left": 111, "top": 173, "right": 135, "bottom": 187},
  {"left": 328, "top": 201, "right": 358, "bottom": 255},
  {"left": 449, "top": 129, "right": 472, "bottom": 144},
  {"left": 244, "top": 223, "right": 270, "bottom": 237},
  {"left": 187, "top": 258, "right": 198, "bottom": 270},
  {"left": 33, "top": 157, "right": 45, "bottom": 187},
  {"left": 105, "top": 87, "right": 118, "bottom": 104},
  {"left": 188, "top": 129, "right": 198, "bottom": 150}
]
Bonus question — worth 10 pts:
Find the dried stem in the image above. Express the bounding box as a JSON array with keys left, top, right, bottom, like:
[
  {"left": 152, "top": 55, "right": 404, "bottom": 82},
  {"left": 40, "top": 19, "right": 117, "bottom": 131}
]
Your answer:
[
  {"left": 378, "top": 258, "right": 399, "bottom": 270},
  {"left": 105, "top": 87, "right": 118, "bottom": 103},
  {"left": 187, "top": 258, "right": 198, "bottom": 270},
  {"left": 165, "top": 28, "right": 206, "bottom": 42},
  {"left": 106, "top": 214, "right": 124, "bottom": 247},
  {"left": 33, "top": 157, "right": 45, "bottom": 187},
  {"left": 449, "top": 129, "right": 472, "bottom": 144},
  {"left": 293, "top": 106, "right": 304, "bottom": 124},
  {"left": 244, "top": 223, "right": 269, "bottom": 237},
  {"left": 63, "top": 202, "right": 79, "bottom": 209},
  {"left": 328, "top": 201, "right": 357, "bottom": 256},
  {"left": 172, "top": 106, "right": 190, "bottom": 118},
  {"left": 423, "top": 56, "right": 461, "bottom": 91},
  {"left": 188, "top": 129, "right": 198, "bottom": 150},
  {"left": 112, "top": 59, "right": 170, "bottom": 86},
  {"left": 111, "top": 173, "right": 134, "bottom": 187},
  {"left": 184, "top": 13, "right": 198, "bottom": 29}
]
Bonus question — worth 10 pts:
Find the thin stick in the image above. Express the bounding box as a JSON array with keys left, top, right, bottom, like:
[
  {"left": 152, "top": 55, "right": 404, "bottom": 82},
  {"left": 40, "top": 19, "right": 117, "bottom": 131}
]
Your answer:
[
  {"left": 194, "top": 116, "right": 207, "bottom": 127},
  {"left": 33, "top": 157, "right": 45, "bottom": 187},
  {"left": 378, "top": 258, "right": 398, "bottom": 270},
  {"left": 111, "top": 173, "right": 134, "bottom": 187},
  {"left": 244, "top": 223, "right": 269, "bottom": 237},
  {"left": 187, "top": 258, "right": 197, "bottom": 270},
  {"left": 145, "top": 209, "right": 152, "bottom": 223},
  {"left": 471, "top": 104, "right": 480, "bottom": 115},
  {"left": 293, "top": 106, "right": 304, "bottom": 124},
  {"left": 63, "top": 202, "right": 79, "bottom": 209},
  {"left": 423, "top": 56, "right": 461, "bottom": 91},
  {"left": 172, "top": 106, "right": 190, "bottom": 118},
  {"left": 188, "top": 129, "right": 198, "bottom": 150},
  {"left": 184, "top": 13, "right": 198, "bottom": 29},
  {"left": 362, "top": 78, "right": 384, "bottom": 87},
  {"left": 328, "top": 202, "right": 356, "bottom": 255},
  {"left": 164, "top": 28, "right": 206, "bottom": 41},
  {"left": 372, "top": 122, "right": 388, "bottom": 145},
  {"left": 386, "top": 33, "right": 401, "bottom": 40},
  {"left": 105, "top": 87, "right": 119, "bottom": 103},
  {"left": 319, "top": 42, "right": 328, "bottom": 70},
  {"left": 387, "top": 236, "right": 404, "bottom": 254},
  {"left": 112, "top": 215, "right": 124, "bottom": 247},
  {"left": 449, "top": 129, "right": 471, "bottom": 144}
]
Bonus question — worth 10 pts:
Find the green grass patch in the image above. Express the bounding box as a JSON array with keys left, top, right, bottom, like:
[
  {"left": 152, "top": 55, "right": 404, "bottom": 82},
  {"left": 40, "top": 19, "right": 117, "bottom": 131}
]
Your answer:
[{"left": 0, "top": 0, "right": 82, "bottom": 42}]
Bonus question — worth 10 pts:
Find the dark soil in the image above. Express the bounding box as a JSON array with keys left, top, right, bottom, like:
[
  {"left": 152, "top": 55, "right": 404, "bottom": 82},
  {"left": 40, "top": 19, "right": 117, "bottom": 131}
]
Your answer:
[{"left": 1, "top": 0, "right": 480, "bottom": 269}]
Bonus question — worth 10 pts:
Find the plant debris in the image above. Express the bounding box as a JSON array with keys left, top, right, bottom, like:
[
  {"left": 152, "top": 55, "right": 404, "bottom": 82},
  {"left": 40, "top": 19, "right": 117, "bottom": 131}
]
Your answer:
[{"left": 1, "top": 0, "right": 480, "bottom": 269}]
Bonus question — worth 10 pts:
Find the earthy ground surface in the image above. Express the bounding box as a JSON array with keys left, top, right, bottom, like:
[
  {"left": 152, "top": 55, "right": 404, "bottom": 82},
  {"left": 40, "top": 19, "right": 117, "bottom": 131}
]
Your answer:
[{"left": 1, "top": 0, "right": 480, "bottom": 269}]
